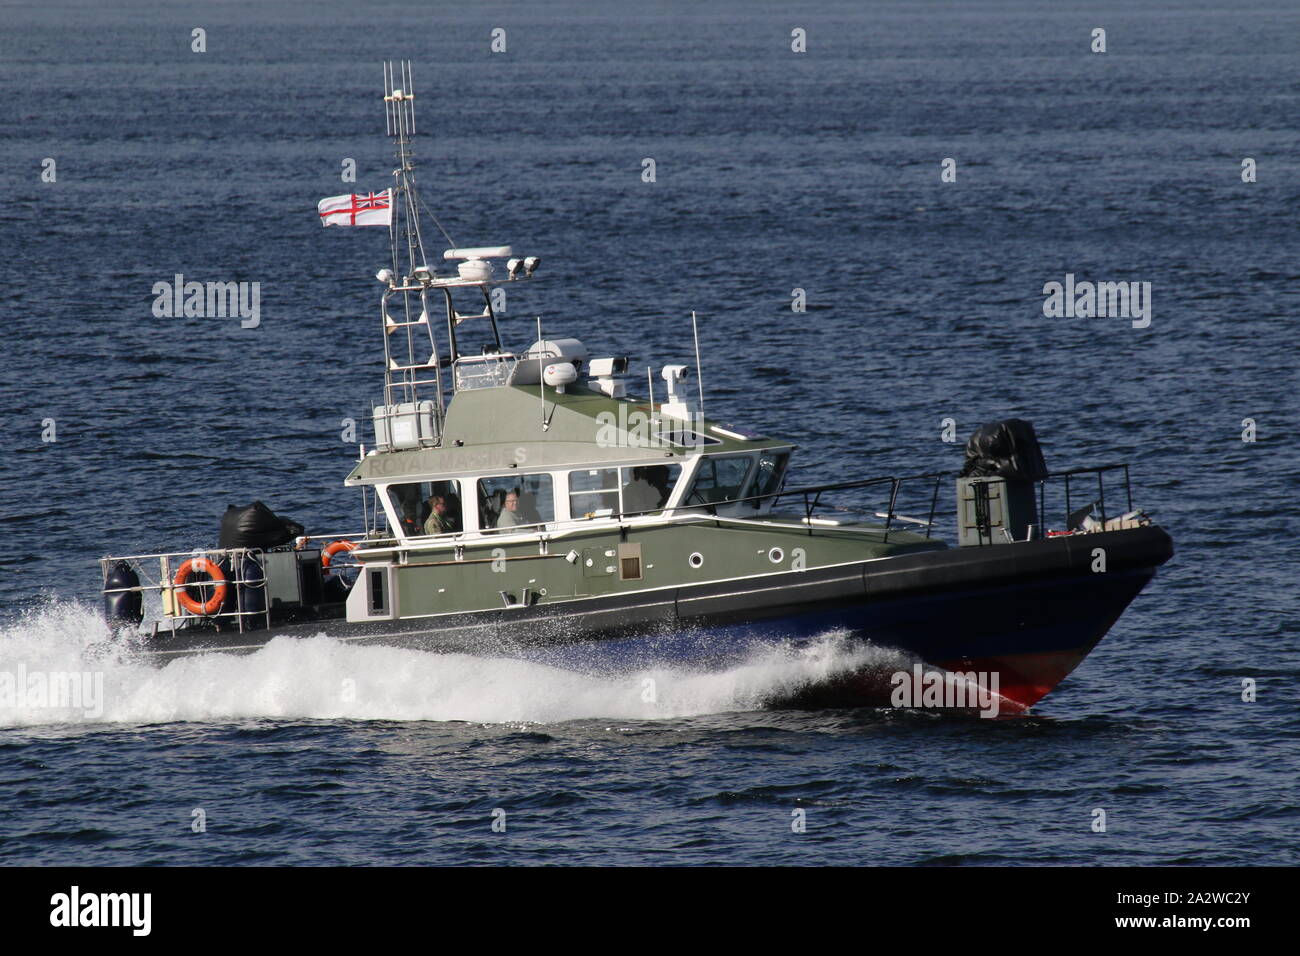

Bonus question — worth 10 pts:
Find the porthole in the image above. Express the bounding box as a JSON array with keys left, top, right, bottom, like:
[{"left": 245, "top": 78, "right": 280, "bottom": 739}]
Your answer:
[
  {"left": 688, "top": 552, "right": 704, "bottom": 569},
  {"left": 768, "top": 547, "right": 784, "bottom": 564}
]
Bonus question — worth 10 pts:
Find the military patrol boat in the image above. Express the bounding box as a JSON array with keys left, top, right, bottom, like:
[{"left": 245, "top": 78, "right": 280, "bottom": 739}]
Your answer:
[{"left": 100, "top": 63, "right": 1173, "bottom": 712}]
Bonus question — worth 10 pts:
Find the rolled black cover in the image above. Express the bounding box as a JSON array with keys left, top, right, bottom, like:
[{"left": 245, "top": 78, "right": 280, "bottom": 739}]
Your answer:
[
  {"left": 959, "top": 419, "right": 1048, "bottom": 480},
  {"left": 218, "top": 501, "right": 305, "bottom": 550}
]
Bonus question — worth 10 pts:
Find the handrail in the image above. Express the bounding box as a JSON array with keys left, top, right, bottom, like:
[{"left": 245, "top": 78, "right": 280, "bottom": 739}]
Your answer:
[
  {"left": 99, "top": 534, "right": 387, "bottom": 637},
  {"left": 1034, "top": 463, "right": 1133, "bottom": 530},
  {"left": 102, "top": 532, "right": 380, "bottom": 564},
  {"left": 962, "top": 463, "right": 1136, "bottom": 543},
  {"left": 677, "top": 471, "right": 949, "bottom": 541},
  {"left": 111, "top": 465, "right": 1136, "bottom": 567},
  {"left": 362, "top": 472, "right": 950, "bottom": 550},
  {"left": 100, "top": 547, "right": 273, "bottom": 637}
]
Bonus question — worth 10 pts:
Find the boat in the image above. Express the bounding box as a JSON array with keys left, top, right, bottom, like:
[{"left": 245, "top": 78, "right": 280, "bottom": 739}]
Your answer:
[{"left": 99, "top": 63, "right": 1173, "bottom": 715}]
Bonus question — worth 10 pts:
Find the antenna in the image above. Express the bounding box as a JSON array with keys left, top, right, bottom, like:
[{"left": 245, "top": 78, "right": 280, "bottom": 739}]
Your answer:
[
  {"left": 404, "top": 59, "right": 416, "bottom": 134},
  {"left": 537, "top": 316, "right": 548, "bottom": 432},
  {"left": 691, "top": 310, "right": 706, "bottom": 423},
  {"left": 383, "top": 61, "right": 393, "bottom": 136},
  {"left": 646, "top": 366, "right": 656, "bottom": 439}
]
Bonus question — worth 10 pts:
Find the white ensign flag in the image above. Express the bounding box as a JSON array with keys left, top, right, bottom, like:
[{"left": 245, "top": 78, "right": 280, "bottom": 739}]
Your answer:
[{"left": 317, "top": 189, "right": 393, "bottom": 227}]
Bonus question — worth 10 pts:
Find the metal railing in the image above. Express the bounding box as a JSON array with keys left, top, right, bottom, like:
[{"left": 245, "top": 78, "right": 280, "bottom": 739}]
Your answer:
[
  {"left": 1036, "top": 463, "right": 1133, "bottom": 531},
  {"left": 362, "top": 464, "right": 1142, "bottom": 554},
  {"left": 679, "top": 472, "right": 949, "bottom": 541},
  {"left": 961, "top": 463, "right": 1138, "bottom": 545},
  {"left": 365, "top": 472, "right": 950, "bottom": 554},
  {"left": 101, "top": 531, "right": 376, "bottom": 636},
  {"left": 101, "top": 547, "right": 269, "bottom": 637}
]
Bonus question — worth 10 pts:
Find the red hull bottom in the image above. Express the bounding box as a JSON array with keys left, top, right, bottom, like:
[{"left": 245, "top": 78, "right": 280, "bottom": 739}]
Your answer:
[
  {"left": 773, "top": 646, "right": 1097, "bottom": 716},
  {"left": 934, "top": 649, "right": 1093, "bottom": 711}
]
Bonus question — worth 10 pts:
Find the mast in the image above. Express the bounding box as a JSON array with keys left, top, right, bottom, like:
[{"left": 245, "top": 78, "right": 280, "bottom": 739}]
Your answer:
[
  {"left": 377, "top": 60, "right": 445, "bottom": 441},
  {"left": 370, "top": 61, "right": 536, "bottom": 455},
  {"left": 384, "top": 60, "right": 428, "bottom": 281}
]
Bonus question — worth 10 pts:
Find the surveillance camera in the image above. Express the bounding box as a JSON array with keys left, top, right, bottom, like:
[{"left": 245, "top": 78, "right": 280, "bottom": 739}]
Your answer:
[
  {"left": 375, "top": 268, "right": 394, "bottom": 284},
  {"left": 662, "top": 365, "right": 691, "bottom": 383},
  {"left": 588, "top": 356, "right": 629, "bottom": 378}
]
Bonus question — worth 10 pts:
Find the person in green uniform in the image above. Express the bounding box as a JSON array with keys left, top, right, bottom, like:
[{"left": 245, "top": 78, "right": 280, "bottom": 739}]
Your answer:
[{"left": 423, "top": 495, "right": 450, "bottom": 535}]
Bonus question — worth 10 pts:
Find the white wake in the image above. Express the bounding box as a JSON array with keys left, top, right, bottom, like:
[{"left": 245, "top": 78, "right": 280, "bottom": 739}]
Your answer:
[{"left": 0, "top": 601, "right": 907, "bottom": 728}]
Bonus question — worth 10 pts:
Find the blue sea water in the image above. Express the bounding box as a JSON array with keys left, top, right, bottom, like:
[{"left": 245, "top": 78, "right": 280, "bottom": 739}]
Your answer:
[{"left": 0, "top": 0, "right": 1297, "bottom": 866}]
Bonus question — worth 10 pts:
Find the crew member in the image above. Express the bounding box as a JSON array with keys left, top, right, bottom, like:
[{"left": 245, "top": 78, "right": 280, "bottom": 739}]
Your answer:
[
  {"left": 495, "top": 490, "right": 521, "bottom": 528},
  {"left": 423, "top": 495, "right": 450, "bottom": 535}
]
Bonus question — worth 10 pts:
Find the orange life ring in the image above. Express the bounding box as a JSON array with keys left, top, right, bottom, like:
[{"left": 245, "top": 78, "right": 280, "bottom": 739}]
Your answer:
[
  {"left": 174, "top": 557, "right": 228, "bottom": 616},
  {"left": 321, "top": 539, "right": 359, "bottom": 570}
]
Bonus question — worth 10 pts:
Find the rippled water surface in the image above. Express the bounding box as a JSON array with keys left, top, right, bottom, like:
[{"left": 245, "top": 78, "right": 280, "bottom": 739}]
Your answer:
[{"left": 0, "top": 0, "right": 1297, "bottom": 865}]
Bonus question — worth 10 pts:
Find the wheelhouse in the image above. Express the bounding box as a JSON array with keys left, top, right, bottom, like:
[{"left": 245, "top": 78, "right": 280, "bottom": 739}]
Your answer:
[{"left": 368, "top": 445, "right": 795, "bottom": 544}]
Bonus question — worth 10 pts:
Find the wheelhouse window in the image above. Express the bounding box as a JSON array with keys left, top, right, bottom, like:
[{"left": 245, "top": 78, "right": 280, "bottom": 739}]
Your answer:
[
  {"left": 620, "top": 464, "right": 680, "bottom": 515},
  {"left": 479, "top": 473, "right": 554, "bottom": 532},
  {"left": 569, "top": 468, "right": 619, "bottom": 518},
  {"left": 567, "top": 464, "right": 682, "bottom": 519},
  {"left": 386, "top": 480, "right": 464, "bottom": 537},
  {"left": 748, "top": 451, "right": 790, "bottom": 507},
  {"left": 685, "top": 454, "right": 755, "bottom": 507},
  {"left": 453, "top": 352, "right": 518, "bottom": 391}
]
